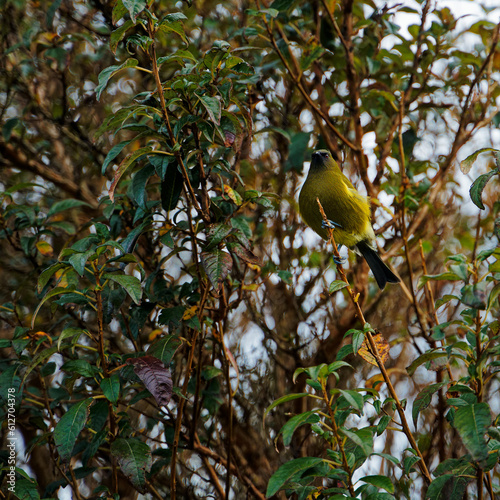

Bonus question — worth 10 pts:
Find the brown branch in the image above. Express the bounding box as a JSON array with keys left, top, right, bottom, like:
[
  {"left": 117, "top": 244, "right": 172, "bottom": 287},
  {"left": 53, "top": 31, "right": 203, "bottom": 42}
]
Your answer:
[
  {"left": 316, "top": 198, "right": 432, "bottom": 485},
  {"left": 0, "top": 141, "right": 98, "bottom": 208},
  {"left": 260, "top": 10, "right": 358, "bottom": 152}
]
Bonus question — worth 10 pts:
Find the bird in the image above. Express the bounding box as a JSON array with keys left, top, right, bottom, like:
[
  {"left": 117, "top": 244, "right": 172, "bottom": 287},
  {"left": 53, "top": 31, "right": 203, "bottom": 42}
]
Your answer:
[{"left": 298, "top": 149, "right": 400, "bottom": 290}]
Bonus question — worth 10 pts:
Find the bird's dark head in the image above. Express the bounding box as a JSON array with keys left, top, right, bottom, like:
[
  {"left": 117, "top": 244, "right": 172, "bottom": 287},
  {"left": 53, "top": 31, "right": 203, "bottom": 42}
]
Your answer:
[{"left": 311, "top": 150, "right": 333, "bottom": 169}]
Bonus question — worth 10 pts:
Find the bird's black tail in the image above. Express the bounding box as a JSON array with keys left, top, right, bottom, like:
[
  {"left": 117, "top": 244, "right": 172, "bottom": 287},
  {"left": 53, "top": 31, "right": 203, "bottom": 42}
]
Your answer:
[{"left": 356, "top": 240, "right": 400, "bottom": 290}]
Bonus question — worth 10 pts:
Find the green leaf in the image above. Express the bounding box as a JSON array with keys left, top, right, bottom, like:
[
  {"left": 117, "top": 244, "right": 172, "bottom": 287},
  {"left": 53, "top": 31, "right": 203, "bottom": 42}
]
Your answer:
[
  {"left": 100, "top": 374, "right": 120, "bottom": 405},
  {"left": 95, "top": 58, "right": 138, "bottom": 100},
  {"left": 110, "top": 20, "right": 134, "bottom": 53},
  {"left": 339, "top": 389, "right": 364, "bottom": 413},
  {"left": 412, "top": 382, "right": 446, "bottom": 426},
  {"left": 487, "top": 283, "right": 500, "bottom": 312},
  {"left": 426, "top": 473, "right": 471, "bottom": 500},
  {"left": 11, "top": 478, "right": 40, "bottom": 500},
  {"left": 453, "top": 403, "right": 491, "bottom": 462},
  {"left": 266, "top": 457, "right": 324, "bottom": 497},
  {"left": 31, "top": 286, "right": 77, "bottom": 328},
  {"left": 57, "top": 327, "right": 86, "bottom": 351},
  {"left": 341, "top": 428, "right": 373, "bottom": 457},
  {"left": 406, "top": 350, "right": 448, "bottom": 376},
  {"left": 131, "top": 164, "right": 155, "bottom": 209},
  {"left": 460, "top": 147, "right": 497, "bottom": 174},
  {"left": 111, "top": 438, "right": 152, "bottom": 493},
  {"left": 198, "top": 94, "right": 222, "bottom": 125},
  {"left": 108, "top": 146, "right": 154, "bottom": 201},
  {"left": 161, "top": 162, "right": 183, "bottom": 212},
  {"left": 101, "top": 140, "right": 130, "bottom": 174},
  {"left": 329, "top": 280, "right": 348, "bottom": 293},
  {"left": 352, "top": 330, "right": 365, "bottom": 354},
  {"left": 327, "top": 360, "right": 353, "bottom": 374},
  {"left": 53, "top": 398, "right": 93, "bottom": 462},
  {"left": 147, "top": 335, "right": 182, "bottom": 365},
  {"left": 469, "top": 169, "right": 499, "bottom": 210},
  {"left": 270, "top": 0, "right": 298, "bottom": 11},
  {"left": 157, "top": 12, "right": 188, "bottom": 43},
  {"left": 361, "top": 475, "right": 395, "bottom": 494},
  {"left": 279, "top": 410, "right": 320, "bottom": 446},
  {"left": 460, "top": 283, "right": 487, "bottom": 309},
  {"left": 68, "top": 249, "right": 95, "bottom": 277},
  {"left": 376, "top": 415, "right": 391, "bottom": 436},
  {"left": 200, "top": 249, "right": 232, "bottom": 290},
  {"left": 105, "top": 274, "right": 142, "bottom": 305},
  {"left": 285, "top": 132, "right": 311, "bottom": 172},
  {"left": 47, "top": 199, "right": 91, "bottom": 218},
  {"left": 264, "top": 393, "right": 310, "bottom": 418},
  {"left": 122, "top": 0, "right": 146, "bottom": 22},
  {"left": 37, "top": 262, "right": 66, "bottom": 292}
]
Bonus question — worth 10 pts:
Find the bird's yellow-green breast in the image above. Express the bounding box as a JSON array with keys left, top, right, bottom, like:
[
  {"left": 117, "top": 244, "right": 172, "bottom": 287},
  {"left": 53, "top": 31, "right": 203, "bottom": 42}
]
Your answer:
[{"left": 298, "top": 150, "right": 375, "bottom": 248}]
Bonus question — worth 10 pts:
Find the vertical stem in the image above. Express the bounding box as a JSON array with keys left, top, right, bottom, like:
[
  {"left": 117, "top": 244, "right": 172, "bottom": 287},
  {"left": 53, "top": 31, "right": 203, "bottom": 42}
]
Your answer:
[
  {"left": 170, "top": 327, "right": 200, "bottom": 499},
  {"left": 322, "top": 384, "right": 355, "bottom": 496},
  {"left": 93, "top": 263, "right": 118, "bottom": 493}
]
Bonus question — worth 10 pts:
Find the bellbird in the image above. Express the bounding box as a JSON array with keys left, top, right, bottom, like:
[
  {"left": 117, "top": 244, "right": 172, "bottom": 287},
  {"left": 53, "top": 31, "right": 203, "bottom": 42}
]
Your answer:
[{"left": 299, "top": 150, "right": 400, "bottom": 290}]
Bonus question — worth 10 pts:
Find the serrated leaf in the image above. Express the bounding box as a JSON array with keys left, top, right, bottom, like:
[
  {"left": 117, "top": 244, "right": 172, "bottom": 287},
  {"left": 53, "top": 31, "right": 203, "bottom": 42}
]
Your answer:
[
  {"left": 469, "top": 169, "right": 499, "bottom": 210},
  {"left": 111, "top": 438, "right": 152, "bottom": 493},
  {"left": 108, "top": 146, "right": 154, "bottom": 201},
  {"left": 105, "top": 274, "right": 142, "bottom": 305},
  {"left": 11, "top": 478, "right": 40, "bottom": 500},
  {"left": 53, "top": 398, "right": 93, "bottom": 462},
  {"left": 100, "top": 374, "right": 120, "bottom": 405},
  {"left": 95, "top": 58, "right": 138, "bottom": 100},
  {"left": 126, "top": 356, "right": 172, "bottom": 406},
  {"left": 266, "top": 457, "right": 324, "bottom": 497},
  {"left": 426, "top": 473, "right": 471, "bottom": 500},
  {"left": 147, "top": 335, "right": 182, "bottom": 365},
  {"left": 198, "top": 95, "right": 222, "bottom": 125},
  {"left": 37, "top": 263, "right": 66, "bottom": 292},
  {"left": 412, "top": 382, "right": 447, "bottom": 426},
  {"left": 200, "top": 249, "right": 232, "bottom": 290},
  {"left": 453, "top": 403, "right": 491, "bottom": 462}
]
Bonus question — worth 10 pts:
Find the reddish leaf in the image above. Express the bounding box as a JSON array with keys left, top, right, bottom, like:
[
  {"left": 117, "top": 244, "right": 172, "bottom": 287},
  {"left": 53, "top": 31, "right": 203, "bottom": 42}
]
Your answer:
[{"left": 126, "top": 356, "right": 172, "bottom": 406}]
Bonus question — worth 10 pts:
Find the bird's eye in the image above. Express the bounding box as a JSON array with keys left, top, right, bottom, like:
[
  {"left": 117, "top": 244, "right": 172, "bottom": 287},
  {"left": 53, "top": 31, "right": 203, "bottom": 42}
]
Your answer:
[{"left": 321, "top": 152, "right": 328, "bottom": 157}]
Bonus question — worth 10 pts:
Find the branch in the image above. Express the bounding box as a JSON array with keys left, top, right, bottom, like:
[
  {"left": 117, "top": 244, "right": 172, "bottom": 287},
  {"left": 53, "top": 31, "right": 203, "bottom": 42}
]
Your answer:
[{"left": 315, "top": 198, "right": 432, "bottom": 485}]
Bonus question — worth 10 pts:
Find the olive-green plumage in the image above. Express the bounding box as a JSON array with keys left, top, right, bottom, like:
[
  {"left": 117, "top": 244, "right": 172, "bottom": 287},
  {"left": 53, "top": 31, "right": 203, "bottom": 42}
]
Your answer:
[{"left": 299, "top": 150, "right": 399, "bottom": 290}]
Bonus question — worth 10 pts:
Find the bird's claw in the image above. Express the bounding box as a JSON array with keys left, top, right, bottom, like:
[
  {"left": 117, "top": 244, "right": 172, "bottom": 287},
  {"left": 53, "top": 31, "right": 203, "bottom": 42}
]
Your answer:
[
  {"left": 332, "top": 256, "right": 346, "bottom": 265},
  {"left": 321, "top": 219, "right": 342, "bottom": 230}
]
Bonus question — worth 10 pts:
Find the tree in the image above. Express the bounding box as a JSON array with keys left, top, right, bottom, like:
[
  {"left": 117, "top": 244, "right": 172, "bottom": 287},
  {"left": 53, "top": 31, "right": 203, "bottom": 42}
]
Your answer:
[{"left": 1, "top": 0, "right": 500, "bottom": 498}]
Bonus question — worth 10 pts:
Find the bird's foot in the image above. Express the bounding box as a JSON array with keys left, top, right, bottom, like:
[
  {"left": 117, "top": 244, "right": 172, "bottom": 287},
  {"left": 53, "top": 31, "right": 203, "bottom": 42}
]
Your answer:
[
  {"left": 332, "top": 255, "right": 346, "bottom": 265},
  {"left": 321, "top": 219, "right": 342, "bottom": 230}
]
